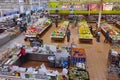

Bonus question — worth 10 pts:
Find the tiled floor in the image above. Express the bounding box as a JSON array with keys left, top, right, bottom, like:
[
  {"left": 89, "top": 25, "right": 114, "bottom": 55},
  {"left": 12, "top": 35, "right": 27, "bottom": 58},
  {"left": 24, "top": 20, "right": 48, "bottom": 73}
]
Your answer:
[{"left": 0, "top": 22, "right": 120, "bottom": 80}]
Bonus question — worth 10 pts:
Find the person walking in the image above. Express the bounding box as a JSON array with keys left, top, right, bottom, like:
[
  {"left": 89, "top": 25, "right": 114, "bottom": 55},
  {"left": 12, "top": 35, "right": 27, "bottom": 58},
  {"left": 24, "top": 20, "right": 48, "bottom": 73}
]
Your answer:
[
  {"left": 104, "top": 31, "right": 109, "bottom": 43},
  {"left": 55, "top": 17, "right": 58, "bottom": 28},
  {"left": 17, "top": 19, "right": 24, "bottom": 33},
  {"left": 66, "top": 28, "right": 71, "bottom": 42},
  {"left": 89, "top": 25, "right": 93, "bottom": 34},
  {"left": 97, "top": 30, "right": 101, "bottom": 42}
]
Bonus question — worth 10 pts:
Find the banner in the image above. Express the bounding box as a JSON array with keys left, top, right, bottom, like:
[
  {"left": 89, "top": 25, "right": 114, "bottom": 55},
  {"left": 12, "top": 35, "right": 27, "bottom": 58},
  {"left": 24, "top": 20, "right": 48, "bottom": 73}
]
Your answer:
[
  {"left": 89, "top": 3, "right": 100, "bottom": 11},
  {"left": 103, "top": 3, "right": 113, "bottom": 10}
]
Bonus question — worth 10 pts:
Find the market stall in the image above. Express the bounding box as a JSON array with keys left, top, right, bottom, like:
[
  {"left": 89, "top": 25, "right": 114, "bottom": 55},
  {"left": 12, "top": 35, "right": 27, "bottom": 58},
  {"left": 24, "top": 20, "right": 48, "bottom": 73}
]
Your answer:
[
  {"left": 25, "top": 18, "right": 52, "bottom": 38},
  {"left": 100, "top": 22, "right": 120, "bottom": 44},
  {"left": 107, "top": 48, "right": 120, "bottom": 80},
  {"left": 69, "top": 48, "right": 89, "bottom": 80},
  {"left": 0, "top": 44, "right": 70, "bottom": 80},
  {"left": 50, "top": 21, "right": 69, "bottom": 41},
  {"left": 78, "top": 21, "right": 93, "bottom": 43}
]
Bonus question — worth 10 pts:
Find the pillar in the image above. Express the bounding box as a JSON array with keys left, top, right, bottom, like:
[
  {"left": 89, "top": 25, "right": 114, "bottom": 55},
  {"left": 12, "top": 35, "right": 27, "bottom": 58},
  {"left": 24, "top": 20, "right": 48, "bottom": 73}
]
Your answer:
[{"left": 98, "top": 0, "right": 103, "bottom": 28}]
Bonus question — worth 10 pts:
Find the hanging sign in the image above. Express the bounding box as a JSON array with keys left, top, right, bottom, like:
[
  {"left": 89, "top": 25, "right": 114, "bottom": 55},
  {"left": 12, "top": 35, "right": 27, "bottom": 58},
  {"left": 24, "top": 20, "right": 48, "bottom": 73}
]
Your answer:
[{"left": 18, "top": 0, "right": 24, "bottom": 3}]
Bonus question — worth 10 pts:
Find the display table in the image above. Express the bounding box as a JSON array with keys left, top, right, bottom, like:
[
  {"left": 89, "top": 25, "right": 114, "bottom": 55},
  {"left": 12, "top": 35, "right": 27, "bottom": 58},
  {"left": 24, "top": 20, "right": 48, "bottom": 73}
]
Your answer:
[
  {"left": 79, "top": 37, "right": 93, "bottom": 44},
  {"left": 51, "top": 36, "right": 65, "bottom": 41},
  {"left": 51, "top": 21, "right": 69, "bottom": 41},
  {"left": 78, "top": 21, "right": 93, "bottom": 44},
  {"left": 115, "top": 21, "right": 120, "bottom": 29},
  {"left": 25, "top": 19, "right": 52, "bottom": 38},
  {"left": 101, "top": 23, "right": 120, "bottom": 44}
]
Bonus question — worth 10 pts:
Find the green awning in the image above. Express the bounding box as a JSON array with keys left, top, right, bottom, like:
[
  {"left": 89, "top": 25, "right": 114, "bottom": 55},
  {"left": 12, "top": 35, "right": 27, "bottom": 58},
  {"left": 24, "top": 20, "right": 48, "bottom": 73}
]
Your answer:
[
  {"left": 49, "top": 0, "right": 101, "bottom": 3},
  {"left": 103, "top": 0, "right": 120, "bottom": 3},
  {"left": 50, "top": 0, "right": 120, "bottom": 3}
]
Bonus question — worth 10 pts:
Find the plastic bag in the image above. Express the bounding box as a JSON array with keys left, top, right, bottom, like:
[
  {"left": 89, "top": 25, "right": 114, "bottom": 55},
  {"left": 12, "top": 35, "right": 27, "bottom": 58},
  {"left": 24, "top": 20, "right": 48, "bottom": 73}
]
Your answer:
[
  {"left": 62, "top": 68, "right": 68, "bottom": 75},
  {"left": 39, "top": 64, "right": 48, "bottom": 74}
]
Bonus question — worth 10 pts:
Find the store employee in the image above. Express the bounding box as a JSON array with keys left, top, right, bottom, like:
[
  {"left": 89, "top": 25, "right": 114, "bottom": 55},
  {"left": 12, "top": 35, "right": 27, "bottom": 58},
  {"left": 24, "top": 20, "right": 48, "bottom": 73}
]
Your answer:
[
  {"left": 17, "top": 46, "right": 26, "bottom": 64},
  {"left": 17, "top": 46, "right": 26, "bottom": 56}
]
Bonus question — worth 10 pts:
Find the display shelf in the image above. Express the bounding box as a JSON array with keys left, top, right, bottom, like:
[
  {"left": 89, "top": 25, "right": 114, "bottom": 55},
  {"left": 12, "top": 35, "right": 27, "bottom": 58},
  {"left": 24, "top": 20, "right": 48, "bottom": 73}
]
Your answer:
[
  {"left": 107, "top": 49, "right": 120, "bottom": 80},
  {"left": 69, "top": 48, "right": 89, "bottom": 80},
  {"left": 71, "top": 48, "right": 86, "bottom": 65},
  {"left": 100, "top": 22, "right": 120, "bottom": 44},
  {"left": 78, "top": 21, "right": 93, "bottom": 43},
  {"left": 25, "top": 19, "right": 52, "bottom": 38},
  {"left": 51, "top": 21, "right": 69, "bottom": 41},
  {"left": 69, "top": 67, "right": 89, "bottom": 80}
]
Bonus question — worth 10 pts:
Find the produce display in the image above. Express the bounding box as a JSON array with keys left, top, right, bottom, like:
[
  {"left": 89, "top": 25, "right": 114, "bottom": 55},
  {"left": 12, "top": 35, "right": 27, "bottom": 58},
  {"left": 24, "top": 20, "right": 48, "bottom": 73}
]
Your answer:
[
  {"left": 107, "top": 49, "right": 120, "bottom": 80},
  {"left": 78, "top": 21, "right": 93, "bottom": 39},
  {"left": 51, "top": 21, "right": 69, "bottom": 38},
  {"left": 69, "top": 48, "right": 89, "bottom": 80},
  {"left": 101, "top": 23, "right": 120, "bottom": 40},
  {"left": 71, "top": 48, "right": 86, "bottom": 65},
  {"left": 25, "top": 19, "right": 52, "bottom": 37},
  {"left": 69, "top": 67, "right": 89, "bottom": 80}
]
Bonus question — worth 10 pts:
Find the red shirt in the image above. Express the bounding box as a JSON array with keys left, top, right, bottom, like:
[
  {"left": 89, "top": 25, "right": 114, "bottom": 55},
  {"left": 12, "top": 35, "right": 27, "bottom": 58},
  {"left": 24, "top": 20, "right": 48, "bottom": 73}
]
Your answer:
[{"left": 17, "top": 48, "right": 26, "bottom": 56}]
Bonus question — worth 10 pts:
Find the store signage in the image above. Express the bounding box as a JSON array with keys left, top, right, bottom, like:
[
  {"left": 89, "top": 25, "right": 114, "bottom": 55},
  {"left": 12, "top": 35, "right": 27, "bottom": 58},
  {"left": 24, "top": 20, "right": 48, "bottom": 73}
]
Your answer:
[
  {"left": 18, "top": 0, "right": 24, "bottom": 2},
  {"left": 52, "top": 0, "right": 100, "bottom": 2}
]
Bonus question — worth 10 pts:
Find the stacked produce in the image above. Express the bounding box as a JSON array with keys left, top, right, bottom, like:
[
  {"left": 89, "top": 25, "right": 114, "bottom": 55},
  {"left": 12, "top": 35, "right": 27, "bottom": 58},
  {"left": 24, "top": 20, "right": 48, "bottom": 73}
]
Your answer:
[
  {"left": 44, "top": 19, "right": 52, "bottom": 25},
  {"left": 69, "top": 67, "right": 89, "bottom": 80},
  {"left": 71, "top": 48, "right": 86, "bottom": 65},
  {"left": 25, "top": 19, "right": 52, "bottom": 37},
  {"left": 101, "top": 23, "right": 120, "bottom": 40},
  {"left": 69, "top": 48, "right": 89, "bottom": 80},
  {"left": 51, "top": 21, "right": 69, "bottom": 38},
  {"left": 79, "top": 21, "right": 93, "bottom": 38}
]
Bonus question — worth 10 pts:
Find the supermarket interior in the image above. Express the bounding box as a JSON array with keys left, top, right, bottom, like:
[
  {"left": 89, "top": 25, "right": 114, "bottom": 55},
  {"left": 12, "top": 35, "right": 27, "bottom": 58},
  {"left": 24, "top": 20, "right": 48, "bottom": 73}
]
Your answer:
[{"left": 0, "top": 0, "right": 120, "bottom": 80}]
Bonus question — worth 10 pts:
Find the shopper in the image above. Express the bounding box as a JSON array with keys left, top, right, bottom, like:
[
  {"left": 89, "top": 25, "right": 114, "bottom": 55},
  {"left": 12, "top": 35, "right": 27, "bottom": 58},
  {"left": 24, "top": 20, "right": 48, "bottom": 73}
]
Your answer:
[
  {"left": 17, "top": 19, "right": 22, "bottom": 28},
  {"left": 20, "top": 23, "right": 26, "bottom": 33},
  {"left": 55, "top": 17, "right": 58, "bottom": 28},
  {"left": 66, "top": 28, "right": 71, "bottom": 42},
  {"left": 21, "top": 18, "right": 27, "bottom": 33},
  {"left": 104, "top": 31, "right": 109, "bottom": 43},
  {"left": 96, "top": 30, "right": 101, "bottom": 42},
  {"left": 89, "top": 25, "right": 93, "bottom": 34}
]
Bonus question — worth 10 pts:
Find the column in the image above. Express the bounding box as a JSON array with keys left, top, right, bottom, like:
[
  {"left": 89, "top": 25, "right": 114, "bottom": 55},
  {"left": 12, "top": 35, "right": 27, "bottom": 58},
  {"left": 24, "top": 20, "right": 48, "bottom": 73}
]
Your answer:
[{"left": 98, "top": 0, "right": 103, "bottom": 28}]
